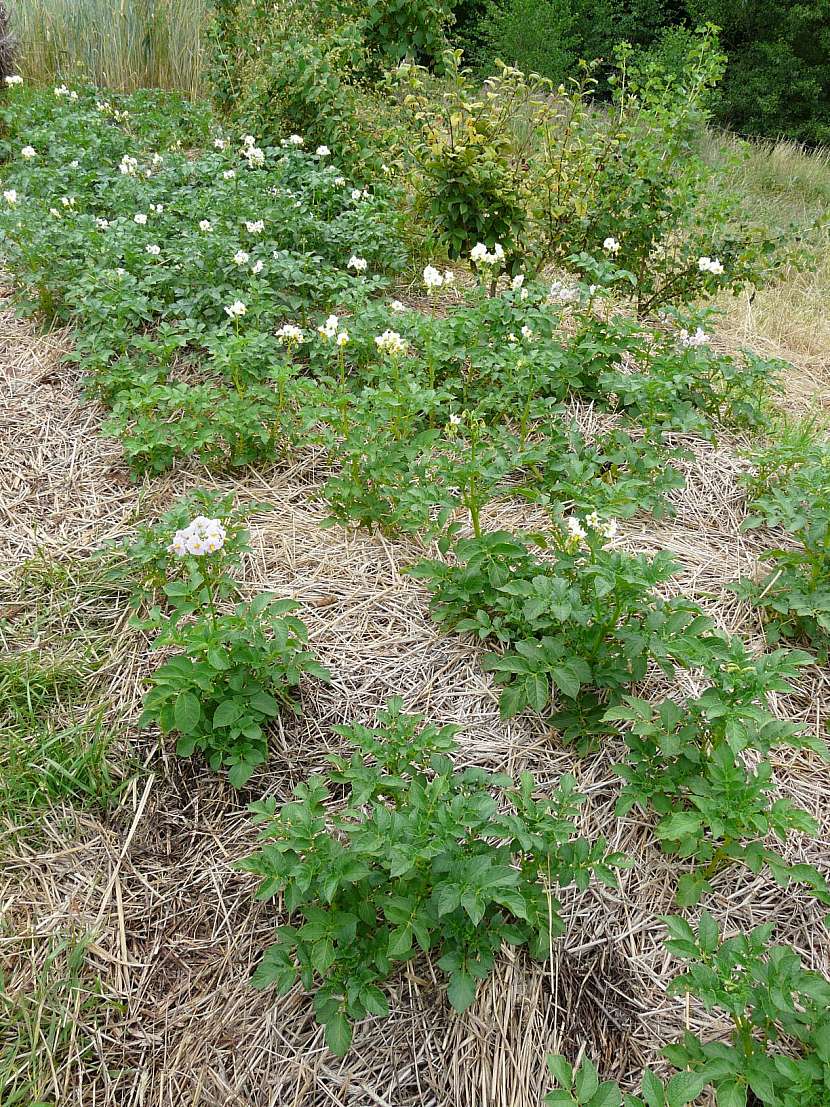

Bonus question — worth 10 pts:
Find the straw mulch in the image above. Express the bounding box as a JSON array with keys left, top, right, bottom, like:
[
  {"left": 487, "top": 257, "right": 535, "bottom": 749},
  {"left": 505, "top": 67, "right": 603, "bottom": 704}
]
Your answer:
[{"left": 1, "top": 284, "right": 828, "bottom": 1107}]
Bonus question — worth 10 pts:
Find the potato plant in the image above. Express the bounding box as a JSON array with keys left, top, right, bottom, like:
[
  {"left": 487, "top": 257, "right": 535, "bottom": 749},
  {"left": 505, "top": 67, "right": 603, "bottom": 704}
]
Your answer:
[{"left": 239, "top": 699, "right": 626, "bottom": 1053}]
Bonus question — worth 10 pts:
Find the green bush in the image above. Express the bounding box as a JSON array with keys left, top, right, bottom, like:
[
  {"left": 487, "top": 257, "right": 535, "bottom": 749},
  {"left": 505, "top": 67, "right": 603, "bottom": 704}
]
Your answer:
[
  {"left": 686, "top": 0, "right": 830, "bottom": 145},
  {"left": 452, "top": 0, "right": 830, "bottom": 144}
]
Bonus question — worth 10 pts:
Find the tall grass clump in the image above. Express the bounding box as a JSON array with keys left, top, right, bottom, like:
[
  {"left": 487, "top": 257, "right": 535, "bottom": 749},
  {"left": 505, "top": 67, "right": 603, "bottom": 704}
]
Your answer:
[{"left": 12, "top": 0, "right": 207, "bottom": 96}]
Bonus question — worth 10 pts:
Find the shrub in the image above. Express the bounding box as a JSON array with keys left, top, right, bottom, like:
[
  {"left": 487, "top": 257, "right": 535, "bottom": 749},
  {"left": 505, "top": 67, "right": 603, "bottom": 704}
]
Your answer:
[
  {"left": 664, "top": 913, "right": 830, "bottom": 1107},
  {"left": 239, "top": 699, "right": 626, "bottom": 1053},
  {"left": 397, "top": 32, "right": 791, "bottom": 312}
]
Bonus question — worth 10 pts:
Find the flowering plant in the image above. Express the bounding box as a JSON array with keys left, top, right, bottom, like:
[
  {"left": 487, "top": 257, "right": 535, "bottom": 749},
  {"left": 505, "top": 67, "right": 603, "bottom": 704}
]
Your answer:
[{"left": 131, "top": 493, "right": 329, "bottom": 785}]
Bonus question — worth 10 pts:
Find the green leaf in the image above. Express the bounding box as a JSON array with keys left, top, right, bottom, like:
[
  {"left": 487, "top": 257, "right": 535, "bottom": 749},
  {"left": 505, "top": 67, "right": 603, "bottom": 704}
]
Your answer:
[
  {"left": 665, "top": 1071, "right": 707, "bottom": 1107},
  {"left": 360, "top": 985, "right": 389, "bottom": 1017},
  {"left": 547, "top": 1055, "right": 574, "bottom": 1089},
  {"left": 641, "top": 1070, "right": 665, "bottom": 1107},
  {"left": 676, "top": 873, "right": 709, "bottom": 907},
  {"left": 715, "top": 1081, "right": 746, "bottom": 1107},
  {"left": 697, "top": 912, "right": 719, "bottom": 954},
  {"left": 213, "top": 699, "right": 243, "bottom": 728},
  {"left": 173, "top": 690, "right": 201, "bottom": 733},
  {"left": 324, "top": 1011, "right": 352, "bottom": 1056},
  {"left": 447, "top": 971, "right": 476, "bottom": 1012},
  {"left": 589, "top": 1081, "right": 623, "bottom": 1107},
  {"left": 575, "top": 1059, "right": 599, "bottom": 1103},
  {"left": 250, "top": 690, "right": 279, "bottom": 716}
]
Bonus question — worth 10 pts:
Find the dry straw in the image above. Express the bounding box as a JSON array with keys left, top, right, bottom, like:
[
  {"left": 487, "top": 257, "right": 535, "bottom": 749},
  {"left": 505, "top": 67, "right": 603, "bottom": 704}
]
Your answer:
[{"left": 1, "top": 281, "right": 828, "bottom": 1104}]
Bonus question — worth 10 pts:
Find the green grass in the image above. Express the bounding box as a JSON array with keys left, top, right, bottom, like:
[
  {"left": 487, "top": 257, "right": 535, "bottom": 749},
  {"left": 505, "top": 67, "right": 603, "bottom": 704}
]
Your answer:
[
  {"left": 0, "top": 929, "right": 107, "bottom": 1106},
  {"left": 12, "top": 0, "right": 207, "bottom": 97},
  {"left": 0, "top": 552, "right": 134, "bottom": 823}
]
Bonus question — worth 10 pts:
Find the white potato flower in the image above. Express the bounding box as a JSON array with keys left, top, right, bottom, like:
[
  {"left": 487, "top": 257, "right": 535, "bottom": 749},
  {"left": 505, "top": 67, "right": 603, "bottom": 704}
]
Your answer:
[
  {"left": 603, "top": 236, "right": 620, "bottom": 254},
  {"left": 251, "top": 259, "right": 264, "bottom": 275},
  {"left": 21, "top": 146, "right": 36, "bottom": 159},
  {"left": 96, "top": 218, "right": 110, "bottom": 229},
  {"left": 375, "top": 329, "right": 407, "bottom": 356},
  {"left": 566, "top": 515, "right": 587, "bottom": 543},
  {"left": 318, "top": 314, "right": 339, "bottom": 339},
  {"left": 316, "top": 145, "right": 330, "bottom": 157},
  {"left": 4, "top": 75, "right": 23, "bottom": 86},
  {"left": 223, "top": 169, "right": 236, "bottom": 180},
  {"left": 348, "top": 255, "right": 368, "bottom": 272},
  {"left": 3, "top": 189, "right": 17, "bottom": 205},
  {"left": 336, "top": 330, "right": 350, "bottom": 347},
  {"left": 225, "top": 300, "right": 247, "bottom": 318},
  {"left": 134, "top": 212, "right": 147, "bottom": 225},
  {"left": 423, "top": 265, "right": 444, "bottom": 291},
  {"left": 679, "top": 326, "right": 708, "bottom": 348},
  {"left": 214, "top": 138, "right": 226, "bottom": 150},
  {"left": 390, "top": 300, "right": 406, "bottom": 313},
  {"left": 198, "top": 219, "right": 212, "bottom": 232},
  {"left": 245, "top": 219, "right": 265, "bottom": 234},
  {"left": 169, "top": 517, "right": 227, "bottom": 558},
  {"left": 146, "top": 244, "right": 161, "bottom": 255},
  {"left": 233, "top": 249, "right": 250, "bottom": 266},
  {"left": 276, "top": 323, "right": 304, "bottom": 344}
]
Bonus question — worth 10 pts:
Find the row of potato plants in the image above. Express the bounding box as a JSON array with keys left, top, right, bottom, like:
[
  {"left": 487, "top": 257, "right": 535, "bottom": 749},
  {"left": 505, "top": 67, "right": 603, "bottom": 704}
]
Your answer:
[{"left": 0, "top": 80, "right": 828, "bottom": 1096}]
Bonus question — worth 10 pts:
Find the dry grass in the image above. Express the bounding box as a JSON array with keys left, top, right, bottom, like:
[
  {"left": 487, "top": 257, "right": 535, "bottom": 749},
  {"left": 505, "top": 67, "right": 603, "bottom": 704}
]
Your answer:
[
  {"left": 0, "top": 280, "right": 829, "bottom": 1106},
  {"left": 703, "top": 133, "right": 830, "bottom": 408},
  {"left": 11, "top": 0, "right": 207, "bottom": 97}
]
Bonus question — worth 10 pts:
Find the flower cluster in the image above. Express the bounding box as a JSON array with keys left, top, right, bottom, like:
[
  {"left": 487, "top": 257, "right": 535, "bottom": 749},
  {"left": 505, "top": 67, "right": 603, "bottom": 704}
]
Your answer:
[
  {"left": 21, "top": 146, "right": 36, "bottom": 160},
  {"left": 241, "top": 135, "right": 265, "bottom": 167},
  {"left": 281, "top": 134, "right": 304, "bottom": 148},
  {"left": 233, "top": 249, "right": 250, "bottom": 266},
  {"left": 316, "top": 145, "right": 331, "bottom": 157},
  {"left": 679, "top": 326, "right": 709, "bottom": 348},
  {"left": 3, "top": 189, "right": 17, "bottom": 205},
  {"left": 603, "top": 236, "right": 621, "bottom": 254},
  {"left": 119, "top": 154, "right": 138, "bottom": 176},
  {"left": 168, "top": 516, "right": 227, "bottom": 557},
  {"left": 276, "top": 323, "right": 304, "bottom": 345},
  {"left": 347, "top": 255, "right": 368, "bottom": 273},
  {"left": 4, "top": 75, "right": 23, "bottom": 87},
  {"left": 470, "top": 242, "right": 505, "bottom": 268},
  {"left": 54, "top": 84, "right": 78, "bottom": 101},
  {"left": 375, "top": 330, "right": 407, "bottom": 356},
  {"left": 565, "top": 512, "right": 618, "bottom": 547},
  {"left": 198, "top": 219, "right": 212, "bottom": 232},
  {"left": 245, "top": 219, "right": 264, "bottom": 234},
  {"left": 423, "top": 265, "right": 454, "bottom": 292},
  {"left": 318, "top": 314, "right": 349, "bottom": 346},
  {"left": 225, "top": 300, "right": 247, "bottom": 319},
  {"left": 698, "top": 256, "right": 724, "bottom": 275}
]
